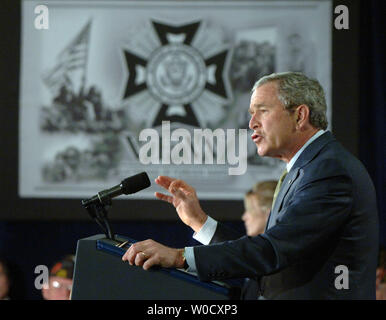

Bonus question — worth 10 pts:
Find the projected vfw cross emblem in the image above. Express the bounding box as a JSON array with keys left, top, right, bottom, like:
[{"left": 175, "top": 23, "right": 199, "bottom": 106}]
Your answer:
[
  {"left": 122, "top": 21, "right": 232, "bottom": 128},
  {"left": 147, "top": 43, "right": 206, "bottom": 105}
]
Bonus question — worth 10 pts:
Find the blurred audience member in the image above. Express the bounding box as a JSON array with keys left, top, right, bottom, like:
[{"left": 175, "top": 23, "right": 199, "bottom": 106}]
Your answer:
[
  {"left": 42, "top": 255, "right": 75, "bottom": 300},
  {"left": 376, "top": 247, "right": 386, "bottom": 300},
  {"left": 242, "top": 180, "right": 277, "bottom": 236},
  {"left": 240, "top": 180, "right": 277, "bottom": 299},
  {"left": 0, "top": 258, "right": 11, "bottom": 300}
]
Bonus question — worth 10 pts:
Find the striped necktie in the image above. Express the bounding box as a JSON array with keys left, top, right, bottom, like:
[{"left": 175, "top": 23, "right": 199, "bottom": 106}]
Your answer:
[{"left": 272, "top": 169, "right": 288, "bottom": 209}]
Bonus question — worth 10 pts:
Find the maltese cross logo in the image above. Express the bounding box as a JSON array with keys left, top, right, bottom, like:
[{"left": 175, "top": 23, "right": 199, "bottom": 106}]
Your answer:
[{"left": 122, "top": 20, "right": 232, "bottom": 128}]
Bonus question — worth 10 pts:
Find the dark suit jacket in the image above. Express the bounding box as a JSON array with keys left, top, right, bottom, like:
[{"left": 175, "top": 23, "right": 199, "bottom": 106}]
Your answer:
[{"left": 194, "top": 131, "right": 379, "bottom": 299}]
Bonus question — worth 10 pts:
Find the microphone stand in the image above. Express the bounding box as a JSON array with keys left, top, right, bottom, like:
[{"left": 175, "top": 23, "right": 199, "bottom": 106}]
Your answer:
[{"left": 82, "top": 198, "right": 115, "bottom": 241}]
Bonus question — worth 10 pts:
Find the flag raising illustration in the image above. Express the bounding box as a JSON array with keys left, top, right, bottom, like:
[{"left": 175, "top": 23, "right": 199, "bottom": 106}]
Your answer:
[{"left": 42, "top": 20, "right": 91, "bottom": 96}]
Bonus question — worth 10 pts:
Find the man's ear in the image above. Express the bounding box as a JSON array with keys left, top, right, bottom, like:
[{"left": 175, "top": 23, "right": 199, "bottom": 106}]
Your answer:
[{"left": 295, "top": 104, "right": 310, "bottom": 130}]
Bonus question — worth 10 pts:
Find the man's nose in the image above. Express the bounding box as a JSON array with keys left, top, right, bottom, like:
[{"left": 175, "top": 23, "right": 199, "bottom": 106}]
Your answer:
[
  {"left": 248, "top": 117, "right": 253, "bottom": 130},
  {"left": 249, "top": 114, "right": 259, "bottom": 130}
]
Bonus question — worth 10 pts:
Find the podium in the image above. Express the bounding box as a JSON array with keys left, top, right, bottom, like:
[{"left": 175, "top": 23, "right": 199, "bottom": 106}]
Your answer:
[{"left": 71, "top": 234, "right": 236, "bottom": 300}]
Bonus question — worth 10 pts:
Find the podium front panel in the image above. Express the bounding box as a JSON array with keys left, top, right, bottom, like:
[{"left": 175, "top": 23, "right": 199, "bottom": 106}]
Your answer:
[{"left": 72, "top": 235, "right": 232, "bottom": 300}]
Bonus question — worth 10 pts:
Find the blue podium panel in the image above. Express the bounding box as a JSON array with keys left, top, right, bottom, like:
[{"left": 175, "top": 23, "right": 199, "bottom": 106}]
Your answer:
[{"left": 72, "top": 235, "right": 232, "bottom": 300}]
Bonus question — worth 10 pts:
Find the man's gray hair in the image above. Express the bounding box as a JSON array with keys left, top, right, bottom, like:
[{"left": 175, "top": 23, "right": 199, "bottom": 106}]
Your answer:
[{"left": 252, "top": 72, "right": 328, "bottom": 130}]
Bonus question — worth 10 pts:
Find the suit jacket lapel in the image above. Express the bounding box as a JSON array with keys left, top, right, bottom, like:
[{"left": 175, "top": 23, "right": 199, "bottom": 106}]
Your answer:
[
  {"left": 267, "top": 168, "right": 299, "bottom": 229},
  {"left": 272, "top": 168, "right": 300, "bottom": 213},
  {"left": 266, "top": 131, "right": 334, "bottom": 230}
]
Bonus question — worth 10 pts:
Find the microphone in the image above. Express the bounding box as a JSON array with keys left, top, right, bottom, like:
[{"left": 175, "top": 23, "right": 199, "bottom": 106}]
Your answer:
[{"left": 81, "top": 172, "right": 151, "bottom": 207}]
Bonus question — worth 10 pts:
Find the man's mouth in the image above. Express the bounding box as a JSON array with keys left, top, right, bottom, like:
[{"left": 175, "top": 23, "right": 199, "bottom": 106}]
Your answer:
[{"left": 251, "top": 132, "right": 263, "bottom": 143}]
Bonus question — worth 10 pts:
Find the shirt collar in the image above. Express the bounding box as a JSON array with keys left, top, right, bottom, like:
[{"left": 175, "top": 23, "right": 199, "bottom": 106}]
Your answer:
[{"left": 287, "top": 130, "right": 325, "bottom": 172}]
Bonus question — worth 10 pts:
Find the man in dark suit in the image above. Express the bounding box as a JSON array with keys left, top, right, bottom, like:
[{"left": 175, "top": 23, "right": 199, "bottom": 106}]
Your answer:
[{"left": 122, "top": 72, "right": 379, "bottom": 299}]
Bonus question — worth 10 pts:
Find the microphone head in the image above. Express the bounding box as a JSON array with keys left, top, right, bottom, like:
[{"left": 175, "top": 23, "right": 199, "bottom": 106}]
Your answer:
[{"left": 121, "top": 172, "right": 151, "bottom": 194}]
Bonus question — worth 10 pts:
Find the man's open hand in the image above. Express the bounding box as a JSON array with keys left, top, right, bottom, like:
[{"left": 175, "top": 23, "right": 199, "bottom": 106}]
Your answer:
[{"left": 154, "top": 176, "right": 207, "bottom": 232}]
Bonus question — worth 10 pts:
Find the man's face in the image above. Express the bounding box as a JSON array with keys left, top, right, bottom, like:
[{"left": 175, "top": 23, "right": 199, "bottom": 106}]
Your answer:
[{"left": 249, "top": 82, "right": 297, "bottom": 162}]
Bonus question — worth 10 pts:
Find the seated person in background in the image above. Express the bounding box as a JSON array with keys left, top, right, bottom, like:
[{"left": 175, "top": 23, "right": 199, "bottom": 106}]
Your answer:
[
  {"left": 0, "top": 258, "right": 11, "bottom": 300},
  {"left": 241, "top": 181, "right": 277, "bottom": 299},
  {"left": 376, "top": 247, "right": 386, "bottom": 300},
  {"left": 242, "top": 181, "right": 277, "bottom": 237},
  {"left": 42, "top": 255, "right": 75, "bottom": 300}
]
